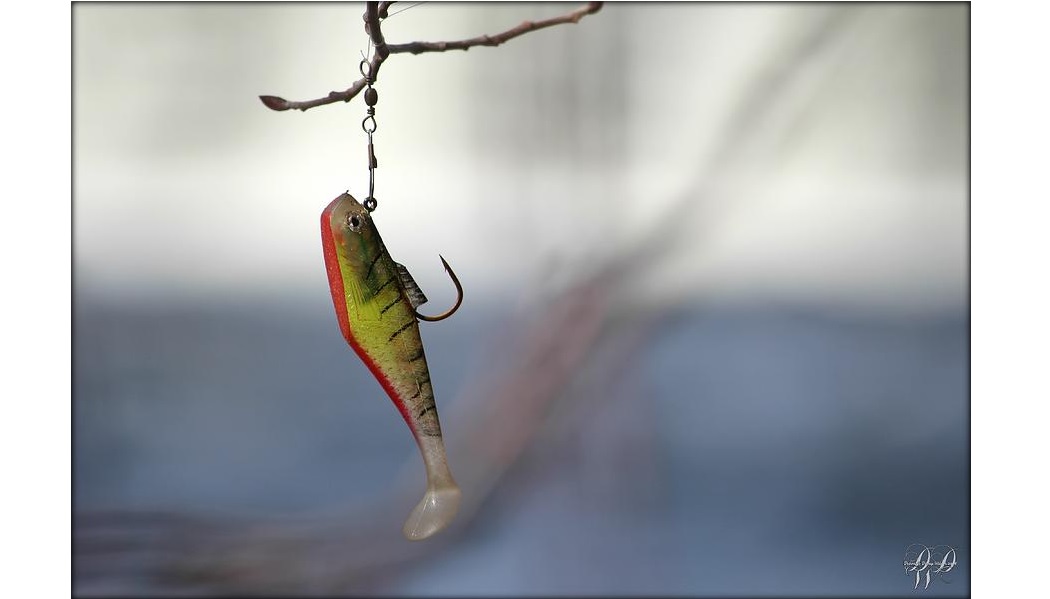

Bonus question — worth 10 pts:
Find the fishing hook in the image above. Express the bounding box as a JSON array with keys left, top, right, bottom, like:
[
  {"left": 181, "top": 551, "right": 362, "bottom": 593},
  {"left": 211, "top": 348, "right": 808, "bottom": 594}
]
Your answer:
[{"left": 415, "top": 255, "right": 463, "bottom": 322}]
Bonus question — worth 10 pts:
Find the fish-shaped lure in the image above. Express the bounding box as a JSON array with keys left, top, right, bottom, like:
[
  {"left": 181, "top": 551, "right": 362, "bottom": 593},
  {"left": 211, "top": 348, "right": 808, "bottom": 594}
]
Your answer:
[{"left": 321, "top": 192, "right": 463, "bottom": 541}]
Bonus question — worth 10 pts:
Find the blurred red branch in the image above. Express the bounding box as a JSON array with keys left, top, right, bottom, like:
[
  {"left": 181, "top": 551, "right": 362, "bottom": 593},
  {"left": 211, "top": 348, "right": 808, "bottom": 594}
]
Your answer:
[
  {"left": 259, "top": 2, "right": 603, "bottom": 113},
  {"left": 74, "top": 266, "right": 655, "bottom": 595}
]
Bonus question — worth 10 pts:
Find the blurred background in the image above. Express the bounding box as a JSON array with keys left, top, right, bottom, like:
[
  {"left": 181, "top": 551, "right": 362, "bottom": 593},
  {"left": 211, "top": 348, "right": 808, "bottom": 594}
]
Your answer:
[{"left": 73, "top": 2, "right": 968, "bottom": 596}]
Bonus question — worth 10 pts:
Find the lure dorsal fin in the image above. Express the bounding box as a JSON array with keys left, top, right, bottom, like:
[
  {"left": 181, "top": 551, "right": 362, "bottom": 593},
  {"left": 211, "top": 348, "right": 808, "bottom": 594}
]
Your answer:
[{"left": 395, "top": 262, "right": 428, "bottom": 309}]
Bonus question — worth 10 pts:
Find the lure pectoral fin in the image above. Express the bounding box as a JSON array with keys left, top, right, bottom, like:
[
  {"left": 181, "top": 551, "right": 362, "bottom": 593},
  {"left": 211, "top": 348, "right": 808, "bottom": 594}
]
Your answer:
[
  {"left": 395, "top": 262, "right": 428, "bottom": 309},
  {"left": 320, "top": 192, "right": 461, "bottom": 540}
]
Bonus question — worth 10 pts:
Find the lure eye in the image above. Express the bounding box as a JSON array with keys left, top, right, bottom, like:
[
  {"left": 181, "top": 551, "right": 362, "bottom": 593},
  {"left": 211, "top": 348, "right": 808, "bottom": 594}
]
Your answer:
[{"left": 347, "top": 214, "right": 362, "bottom": 231}]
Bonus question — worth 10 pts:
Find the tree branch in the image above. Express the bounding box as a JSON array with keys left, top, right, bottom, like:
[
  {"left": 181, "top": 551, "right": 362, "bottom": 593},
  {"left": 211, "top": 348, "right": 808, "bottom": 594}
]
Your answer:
[
  {"left": 364, "top": 1, "right": 389, "bottom": 59},
  {"left": 388, "top": 2, "right": 603, "bottom": 55},
  {"left": 259, "top": 2, "right": 602, "bottom": 113}
]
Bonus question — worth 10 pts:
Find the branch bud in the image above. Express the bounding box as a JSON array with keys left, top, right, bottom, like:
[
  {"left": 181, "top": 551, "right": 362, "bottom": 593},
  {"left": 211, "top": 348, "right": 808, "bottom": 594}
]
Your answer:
[{"left": 259, "top": 95, "right": 289, "bottom": 111}]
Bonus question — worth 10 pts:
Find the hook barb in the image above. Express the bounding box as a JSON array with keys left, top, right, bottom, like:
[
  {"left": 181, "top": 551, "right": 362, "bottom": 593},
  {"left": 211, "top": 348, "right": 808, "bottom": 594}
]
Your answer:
[{"left": 414, "top": 255, "right": 463, "bottom": 322}]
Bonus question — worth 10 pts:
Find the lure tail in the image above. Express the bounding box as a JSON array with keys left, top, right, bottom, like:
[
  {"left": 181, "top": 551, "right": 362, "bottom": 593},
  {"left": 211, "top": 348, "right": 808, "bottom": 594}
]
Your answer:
[{"left": 403, "top": 434, "right": 461, "bottom": 540}]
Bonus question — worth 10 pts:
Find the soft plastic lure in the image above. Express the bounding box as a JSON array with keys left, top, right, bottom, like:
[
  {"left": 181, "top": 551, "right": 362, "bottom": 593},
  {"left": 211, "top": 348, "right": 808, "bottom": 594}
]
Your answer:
[{"left": 320, "top": 192, "right": 463, "bottom": 541}]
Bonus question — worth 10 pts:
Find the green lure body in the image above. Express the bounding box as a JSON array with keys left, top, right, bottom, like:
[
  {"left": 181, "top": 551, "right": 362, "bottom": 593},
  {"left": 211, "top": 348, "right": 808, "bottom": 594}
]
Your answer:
[{"left": 321, "top": 192, "right": 460, "bottom": 541}]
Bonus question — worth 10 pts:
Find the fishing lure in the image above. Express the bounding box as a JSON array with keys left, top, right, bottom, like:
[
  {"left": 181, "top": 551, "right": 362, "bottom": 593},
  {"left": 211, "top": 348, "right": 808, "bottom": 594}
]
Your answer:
[{"left": 320, "top": 191, "right": 463, "bottom": 541}]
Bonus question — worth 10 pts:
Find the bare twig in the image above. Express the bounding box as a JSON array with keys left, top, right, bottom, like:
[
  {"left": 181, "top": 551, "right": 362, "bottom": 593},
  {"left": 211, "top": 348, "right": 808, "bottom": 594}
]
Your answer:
[
  {"left": 259, "top": 77, "right": 371, "bottom": 113},
  {"left": 388, "top": 2, "right": 602, "bottom": 55},
  {"left": 259, "top": 2, "right": 603, "bottom": 113}
]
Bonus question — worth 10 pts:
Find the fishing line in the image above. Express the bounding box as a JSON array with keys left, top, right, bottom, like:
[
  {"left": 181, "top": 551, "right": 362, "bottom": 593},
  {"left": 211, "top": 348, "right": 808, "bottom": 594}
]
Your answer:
[{"left": 387, "top": 2, "right": 427, "bottom": 20}]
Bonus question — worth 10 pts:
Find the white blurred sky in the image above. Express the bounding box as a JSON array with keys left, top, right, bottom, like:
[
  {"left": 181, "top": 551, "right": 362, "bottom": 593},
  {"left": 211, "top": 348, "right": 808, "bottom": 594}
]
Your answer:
[{"left": 73, "top": 3, "right": 967, "bottom": 313}]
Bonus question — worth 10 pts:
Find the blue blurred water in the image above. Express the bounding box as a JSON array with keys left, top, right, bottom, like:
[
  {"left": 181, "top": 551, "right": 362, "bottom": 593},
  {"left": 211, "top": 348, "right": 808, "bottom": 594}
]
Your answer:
[{"left": 74, "top": 294, "right": 968, "bottom": 596}]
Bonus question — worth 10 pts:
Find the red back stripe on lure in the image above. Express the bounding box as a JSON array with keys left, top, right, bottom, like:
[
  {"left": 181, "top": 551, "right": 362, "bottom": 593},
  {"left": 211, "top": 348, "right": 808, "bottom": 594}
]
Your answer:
[{"left": 320, "top": 202, "right": 353, "bottom": 343}]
